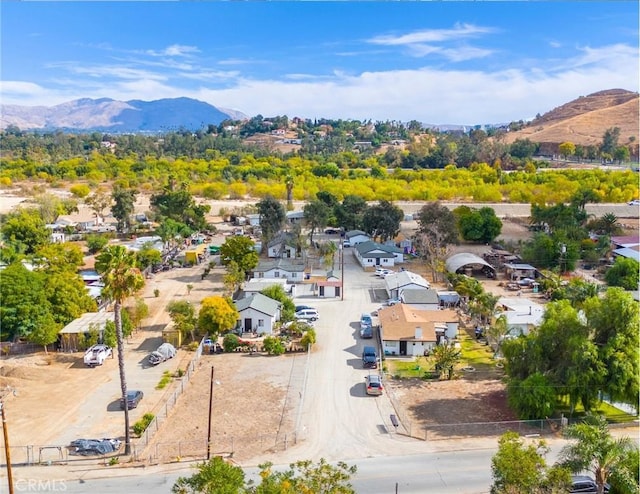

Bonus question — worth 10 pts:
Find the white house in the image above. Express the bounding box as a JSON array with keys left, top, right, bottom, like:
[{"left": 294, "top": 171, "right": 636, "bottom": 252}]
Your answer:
[
  {"left": 345, "top": 230, "right": 370, "bottom": 246},
  {"left": 401, "top": 288, "right": 440, "bottom": 310},
  {"left": 495, "top": 297, "right": 546, "bottom": 336},
  {"left": 354, "top": 241, "right": 404, "bottom": 268},
  {"left": 384, "top": 271, "right": 430, "bottom": 299},
  {"left": 286, "top": 211, "right": 305, "bottom": 225},
  {"left": 378, "top": 305, "right": 459, "bottom": 357},
  {"left": 235, "top": 293, "right": 282, "bottom": 335},
  {"left": 267, "top": 231, "right": 298, "bottom": 259},
  {"left": 252, "top": 259, "right": 305, "bottom": 283},
  {"left": 315, "top": 271, "right": 342, "bottom": 298},
  {"left": 242, "top": 278, "right": 293, "bottom": 297},
  {"left": 246, "top": 214, "right": 261, "bottom": 227}
]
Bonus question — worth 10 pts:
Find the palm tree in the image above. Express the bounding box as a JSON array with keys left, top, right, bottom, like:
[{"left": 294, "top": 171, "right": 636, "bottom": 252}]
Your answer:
[
  {"left": 557, "top": 413, "right": 639, "bottom": 494},
  {"left": 95, "top": 245, "right": 145, "bottom": 455}
]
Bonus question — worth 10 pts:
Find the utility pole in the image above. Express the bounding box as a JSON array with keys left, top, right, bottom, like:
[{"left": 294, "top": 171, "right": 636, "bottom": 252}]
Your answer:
[
  {"left": 341, "top": 242, "right": 345, "bottom": 301},
  {"left": 1, "top": 400, "right": 14, "bottom": 494},
  {"left": 206, "top": 366, "right": 214, "bottom": 460}
]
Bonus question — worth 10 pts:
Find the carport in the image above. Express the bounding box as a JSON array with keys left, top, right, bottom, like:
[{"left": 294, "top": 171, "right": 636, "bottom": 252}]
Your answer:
[
  {"left": 445, "top": 253, "right": 496, "bottom": 278},
  {"left": 58, "top": 311, "right": 113, "bottom": 351}
]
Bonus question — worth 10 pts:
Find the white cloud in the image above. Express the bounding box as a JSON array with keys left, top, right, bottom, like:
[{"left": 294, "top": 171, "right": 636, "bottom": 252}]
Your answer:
[
  {"left": 368, "top": 23, "right": 495, "bottom": 46},
  {"left": 146, "top": 44, "right": 200, "bottom": 57}
]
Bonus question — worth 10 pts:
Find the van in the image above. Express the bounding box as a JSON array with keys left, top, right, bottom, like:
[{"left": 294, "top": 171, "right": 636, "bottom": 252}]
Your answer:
[
  {"left": 295, "top": 309, "right": 319, "bottom": 322},
  {"left": 362, "top": 346, "right": 377, "bottom": 368}
]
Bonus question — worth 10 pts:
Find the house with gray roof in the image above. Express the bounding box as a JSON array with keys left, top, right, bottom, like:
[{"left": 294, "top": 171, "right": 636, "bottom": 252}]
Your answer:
[
  {"left": 235, "top": 293, "right": 282, "bottom": 335},
  {"left": 384, "top": 271, "right": 430, "bottom": 298},
  {"left": 267, "top": 231, "right": 298, "bottom": 259},
  {"left": 354, "top": 240, "right": 404, "bottom": 268},
  {"left": 252, "top": 258, "right": 306, "bottom": 283},
  {"left": 344, "top": 230, "right": 370, "bottom": 246},
  {"left": 400, "top": 288, "right": 440, "bottom": 310}
]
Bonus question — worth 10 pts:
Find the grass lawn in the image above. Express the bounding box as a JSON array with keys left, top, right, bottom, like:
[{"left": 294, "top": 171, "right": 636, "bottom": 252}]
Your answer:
[
  {"left": 556, "top": 395, "right": 639, "bottom": 423},
  {"left": 458, "top": 331, "right": 499, "bottom": 371},
  {"left": 385, "top": 356, "right": 437, "bottom": 379}
]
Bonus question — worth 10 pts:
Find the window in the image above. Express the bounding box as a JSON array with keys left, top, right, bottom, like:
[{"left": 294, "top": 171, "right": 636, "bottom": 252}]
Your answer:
[
  {"left": 258, "top": 319, "right": 264, "bottom": 327},
  {"left": 274, "top": 271, "right": 280, "bottom": 278}
]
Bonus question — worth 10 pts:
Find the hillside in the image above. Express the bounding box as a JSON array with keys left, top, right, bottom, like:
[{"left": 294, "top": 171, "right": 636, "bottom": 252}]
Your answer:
[{"left": 503, "top": 89, "right": 639, "bottom": 150}]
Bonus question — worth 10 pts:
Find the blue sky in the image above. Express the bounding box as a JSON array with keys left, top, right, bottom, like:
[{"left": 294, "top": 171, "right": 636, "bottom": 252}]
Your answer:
[{"left": 1, "top": 1, "right": 638, "bottom": 125}]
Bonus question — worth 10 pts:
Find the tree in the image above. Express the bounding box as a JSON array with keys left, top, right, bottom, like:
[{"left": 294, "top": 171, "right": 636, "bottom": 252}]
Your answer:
[
  {"left": 223, "top": 260, "right": 245, "bottom": 297},
  {"left": 150, "top": 183, "right": 210, "bottom": 231},
  {"left": 86, "top": 233, "right": 110, "bottom": 254},
  {"left": 558, "top": 414, "right": 639, "bottom": 494},
  {"left": 318, "top": 241, "right": 338, "bottom": 271},
  {"left": 260, "top": 285, "right": 295, "bottom": 321},
  {"left": 361, "top": 200, "right": 404, "bottom": 242},
  {"left": 167, "top": 300, "right": 197, "bottom": 342},
  {"left": 303, "top": 199, "right": 331, "bottom": 243},
  {"left": 86, "top": 187, "right": 112, "bottom": 223},
  {"left": 1, "top": 208, "right": 50, "bottom": 255},
  {"left": 600, "top": 127, "right": 620, "bottom": 156},
  {"left": 558, "top": 141, "right": 576, "bottom": 160},
  {"left": 95, "top": 245, "right": 145, "bottom": 455},
  {"left": 198, "top": 297, "right": 239, "bottom": 337},
  {"left": 415, "top": 202, "right": 458, "bottom": 245},
  {"left": 220, "top": 236, "right": 259, "bottom": 279},
  {"left": 455, "top": 206, "right": 502, "bottom": 243},
  {"left": 300, "top": 329, "right": 317, "bottom": 349},
  {"left": 172, "top": 456, "right": 246, "bottom": 494},
  {"left": 126, "top": 298, "right": 149, "bottom": 332},
  {"left": 432, "top": 342, "right": 461, "bottom": 380},
  {"left": 491, "top": 431, "right": 571, "bottom": 494},
  {"left": 111, "top": 185, "right": 137, "bottom": 233},
  {"left": 334, "top": 195, "right": 367, "bottom": 231},
  {"left": 44, "top": 270, "right": 98, "bottom": 326},
  {"left": 507, "top": 373, "right": 556, "bottom": 420},
  {"left": 285, "top": 175, "right": 294, "bottom": 210},
  {"left": 257, "top": 195, "right": 286, "bottom": 249},
  {"left": 253, "top": 459, "right": 357, "bottom": 494},
  {"left": 604, "top": 257, "right": 639, "bottom": 290}
]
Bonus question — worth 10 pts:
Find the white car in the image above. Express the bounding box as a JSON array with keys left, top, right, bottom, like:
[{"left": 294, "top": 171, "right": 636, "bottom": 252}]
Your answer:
[
  {"left": 295, "top": 308, "right": 319, "bottom": 322},
  {"left": 83, "top": 344, "right": 112, "bottom": 367},
  {"left": 627, "top": 199, "right": 640, "bottom": 206},
  {"left": 375, "top": 268, "right": 393, "bottom": 277}
]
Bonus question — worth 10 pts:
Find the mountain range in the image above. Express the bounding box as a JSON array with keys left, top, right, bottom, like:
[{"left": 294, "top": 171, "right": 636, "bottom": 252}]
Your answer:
[{"left": 0, "top": 97, "right": 247, "bottom": 133}]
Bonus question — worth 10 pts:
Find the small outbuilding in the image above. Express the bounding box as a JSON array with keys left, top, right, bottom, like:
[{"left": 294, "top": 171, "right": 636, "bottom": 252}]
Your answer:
[
  {"left": 58, "top": 311, "right": 113, "bottom": 352},
  {"left": 445, "top": 253, "right": 496, "bottom": 278}
]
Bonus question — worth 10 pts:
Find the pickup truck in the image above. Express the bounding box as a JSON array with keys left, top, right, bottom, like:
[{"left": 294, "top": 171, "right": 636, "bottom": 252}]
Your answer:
[{"left": 83, "top": 344, "right": 112, "bottom": 367}]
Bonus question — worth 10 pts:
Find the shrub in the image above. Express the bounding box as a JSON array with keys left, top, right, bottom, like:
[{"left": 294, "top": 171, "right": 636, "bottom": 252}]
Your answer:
[
  {"left": 156, "top": 370, "right": 172, "bottom": 389},
  {"left": 300, "top": 329, "right": 317, "bottom": 349},
  {"left": 86, "top": 234, "right": 109, "bottom": 254},
  {"left": 262, "top": 336, "right": 285, "bottom": 356},
  {"left": 132, "top": 413, "right": 155, "bottom": 436},
  {"left": 186, "top": 341, "right": 199, "bottom": 352},
  {"left": 154, "top": 289, "right": 160, "bottom": 297},
  {"left": 223, "top": 333, "right": 240, "bottom": 353}
]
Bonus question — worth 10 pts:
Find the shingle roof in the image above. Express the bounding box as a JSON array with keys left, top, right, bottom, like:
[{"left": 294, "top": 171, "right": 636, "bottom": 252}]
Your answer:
[
  {"left": 401, "top": 288, "right": 439, "bottom": 304},
  {"left": 384, "top": 271, "right": 430, "bottom": 290},
  {"left": 378, "top": 305, "right": 457, "bottom": 342},
  {"left": 235, "top": 293, "right": 281, "bottom": 316},
  {"left": 355, "top": 241, "right": 402, "bottom": 256},
  {"left": 254, "top": 259, "right": 305, "bottom": 272}
]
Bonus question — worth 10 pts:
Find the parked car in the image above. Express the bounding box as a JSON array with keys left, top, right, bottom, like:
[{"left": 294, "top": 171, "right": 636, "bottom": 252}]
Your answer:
[
  {"left": 324, "top": 228, "right": 340, "bottom": 234},
  {"left": 295, "top": 308, "right": 319, "bottom": 322},
  {"left": 69, "top": 438, "right": 121, "bottom": 456},
  {"left": 360, "top": 313, "right": 372, "bottom": 329},
  {"left": 295, "top": 305, "right": 314, "bottom": 313},
  {"left": 360, "top": 326, "right": 373, "bottom": 339},
  {"left": 386, "top": 297, "right": 401, "bottom": 306},
  {"left": 83, "top": 344, "right": 112, "bottom": 367},
  {"left": 627, "top": 199, "right": 640, "bottom": 206},
  {"left": 364, "top": 374, "right": 383, "bottom": 396},
  {"left": 569, "top": 475, "right": 610, "bottom": 493},
  {"left": 342, "top": 240, "right": 351, "bottom": 248},
  {"left": 362, "top": 346, "right": 377, "bottom": 369},
  {"left": 120, "top": 390, "right": 144, "bottom": 410},
  {"left": 376, "top": 268, "right": 393, "bottom": 277},
  {"left": 148, "top": 342, "right": 177, "bottom": 366}
]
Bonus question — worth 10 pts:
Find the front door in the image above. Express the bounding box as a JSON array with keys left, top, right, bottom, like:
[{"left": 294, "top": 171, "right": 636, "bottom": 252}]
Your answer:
[
  {"left": 319, "top": 286, "right": 325, "bottom": 297},
  {"left": 376, "top": 258, "right": 380, "bottom": 266},
  {"left": 335, "top": 287, "right": 340, "bottom": 297},
  {"left": 244, "top": 318, "right": 252, "bottom": 331},
  {"left": 399, "top": 341, "right": 407, "bottom": 356}
]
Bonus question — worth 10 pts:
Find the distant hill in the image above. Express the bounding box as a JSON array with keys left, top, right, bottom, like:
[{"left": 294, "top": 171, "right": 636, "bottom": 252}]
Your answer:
[
  {"left": 0, "top": 97, "right": 247, "bottom": 132},
  {"left": 503, "top": 89, "right": 639, "bottom": 153}
]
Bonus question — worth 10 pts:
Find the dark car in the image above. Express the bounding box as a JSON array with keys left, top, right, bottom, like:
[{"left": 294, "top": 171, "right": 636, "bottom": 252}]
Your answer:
[
  {"left": 295, "top": 305, "right": 314, "bottom": 313},
  {"left": 362, "top": 346, "right": 377, "bottom": 368},
  {"left": 324, "top": 228, "right": 340, "bottom": 234},
  {"left": 69, "top": 438, "right": 121, "bottom": 456},
  {"left": 569, "top": 476, "right": 609, "bottom": 494},
  {"left": 360, "top": 326, "right": 373, "bottom": 339},
  {"left": 120, "top": 390, "right": 144, "bottom": 410}
]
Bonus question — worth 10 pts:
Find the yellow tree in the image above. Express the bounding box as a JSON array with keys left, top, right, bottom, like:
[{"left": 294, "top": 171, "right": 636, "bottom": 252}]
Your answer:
[
  {"left": 197, "top": 296, "right": 239, "bottom": 337},
  {"left": 95, "top": 245, "right": 145, "bottom": 455},
  {"left": 559, "top": 142, "right": 576, "bottom": 160}
]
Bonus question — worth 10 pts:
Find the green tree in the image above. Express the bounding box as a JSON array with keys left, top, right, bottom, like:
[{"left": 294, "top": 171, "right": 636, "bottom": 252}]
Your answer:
[
  {"left": 260, "top": 285, "right": 295, "bottom": 321},
  {"left": 256, "top": 195, "right": 286, "bottom": 248},
  {"left": 334, "top": 195, "right": 367, "bottom": 231},
  {"left": 44, "top": 271, "right": 98, "bottom": 326},
  {"left": 198, "top": 297, "right": 239, "bottom": 338},
  {"left": 507, "top": 373, "right": 556, "bottom": 420},
  {"left": 1, "top": 208, "right": 50, "bottom": 255},
  {"left": 558, "top": 141, "right": 576, "bottom": 160},
  {"left": 300, "top": 329, "right": 317, "bottom": 349},
  {"left": 558, "top": 414, "right": 639, "bottom": 494},
  {"left": 491, "top": 431, "right": 571, "bottom": 494},
  {"left": 150, "top": 183, "right": 210, "bottom": 231},
  {"left": 167, "top": 300, "right": 197, "bottom": 342},
  {"left": 223, "top": 333, "right": 240, "bottom": 352},
  {"left": 35, "top": 242, "right": 85, "bottom": 272},
  {"left": 126, "top": 297, "right": 149, "bottom": 332},
  {"left": 303, "top": 199, "right": 331, "bottom": 243},
  {"left": 455, "top": 206, "right": 502, "bottom": 243},
  {"left": 111, "top": 185, "right": 137, "bottom": 233},
  {"left": 223, "top": 260, "right": 245, "bottom": 297},
  {"left": 432, "top": 342, "right": 461, "bottom": 380},
  {"left": 86, "top": 187, "right": 112, "bottom": 222},
  {"left": 613, "top": 146, "right": 630, "bottom": 164},
  {"left": 361, "top": 200, "right": 404, "bottom": 242},
  {"left": 135, "top": 243, "right": 163, "bottom": 270},
  {"left": 86, "top": 234, "right": 110, "bottom": 254},
  {"left": 253, "top": 459, "right": 357, "bottom": 494},
  {"left": 600, "top": 127, "right": 620, "bottom": 156},
  {"left": 95, "top": 245, "right": 145, "bottom": 455},
  {"left": 415, "top": 202, "right": 459, "bottom": 245},
  {"left": 604, "top": 257, "right": 639, "bottom": 290},
  {"left": 172, "top": 456, "right": 246, "bottom": 494},
  {"left": 220, "top": 236, "right": 259, "bottom": 279}
]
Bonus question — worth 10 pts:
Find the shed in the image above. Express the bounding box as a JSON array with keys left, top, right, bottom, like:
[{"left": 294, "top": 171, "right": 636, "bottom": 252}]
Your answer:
[
  {"left": 445, "top": 253, "right": 496, "bottom": 277},
  {"left": 58, "top": 311, "right": 113, "bottom": 351}
]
